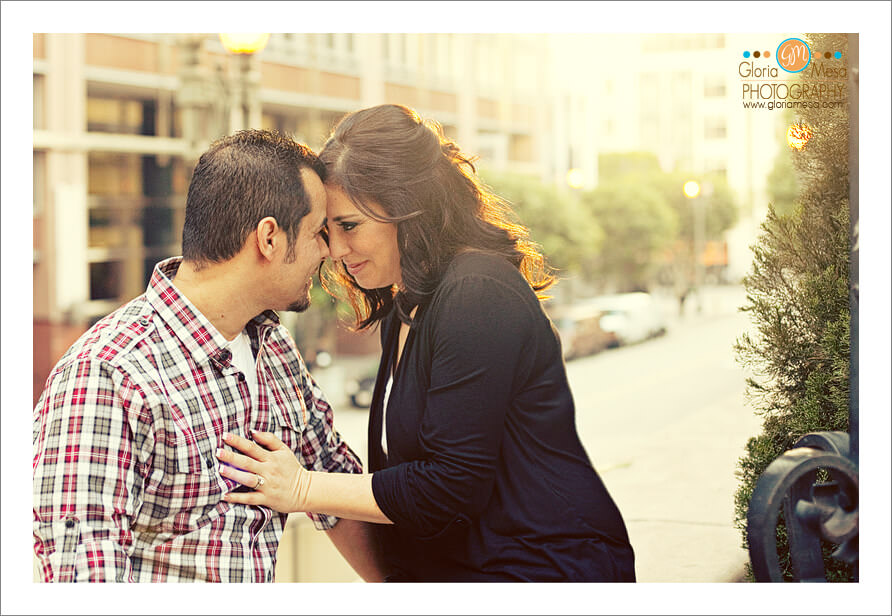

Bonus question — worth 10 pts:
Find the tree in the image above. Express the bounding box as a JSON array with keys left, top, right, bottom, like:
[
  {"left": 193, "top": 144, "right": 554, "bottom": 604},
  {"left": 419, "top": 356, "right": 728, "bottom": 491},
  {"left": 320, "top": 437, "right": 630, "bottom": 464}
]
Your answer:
[
  {"left": 480, "top": 169, "right": 604, "bottom": 275},
  {"left": 732, "top": 33, "right": 853, "bottom": 582},
  {"left": 580, "top": 181, "right": 678, "bottom": 292},
  {"left": 595, "top": 152, "right": 740, "bottom": 301},
  {"left": 765, "top": 109, "right": 801, "bottom": 217}
]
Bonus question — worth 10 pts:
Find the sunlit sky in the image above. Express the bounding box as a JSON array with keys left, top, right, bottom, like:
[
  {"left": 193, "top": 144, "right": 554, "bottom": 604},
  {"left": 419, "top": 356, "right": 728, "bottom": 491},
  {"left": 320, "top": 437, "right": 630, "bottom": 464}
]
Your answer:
[{"left": 2, "top": 2, "right": 890, "bottom": 615}]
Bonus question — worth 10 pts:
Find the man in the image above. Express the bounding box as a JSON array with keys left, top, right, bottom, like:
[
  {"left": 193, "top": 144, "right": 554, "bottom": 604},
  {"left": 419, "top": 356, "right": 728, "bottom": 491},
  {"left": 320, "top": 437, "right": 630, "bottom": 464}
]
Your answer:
[{"left": 32, "top": 130, "right": 385, "bottom": 582}]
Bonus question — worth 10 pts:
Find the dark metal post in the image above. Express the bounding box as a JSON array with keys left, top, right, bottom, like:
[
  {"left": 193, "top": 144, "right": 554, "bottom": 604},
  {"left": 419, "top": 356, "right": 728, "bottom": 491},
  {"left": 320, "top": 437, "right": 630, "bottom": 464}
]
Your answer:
[{"left": 847, "top": 33, "right": 859, "bottom": 469}]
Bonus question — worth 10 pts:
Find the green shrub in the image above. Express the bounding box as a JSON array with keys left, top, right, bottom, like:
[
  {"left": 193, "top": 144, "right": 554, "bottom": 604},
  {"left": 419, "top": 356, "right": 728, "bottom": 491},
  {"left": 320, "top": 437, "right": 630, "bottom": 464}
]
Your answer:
[{"left": 732, "top": 33, "right": 855, "bottom": 582}]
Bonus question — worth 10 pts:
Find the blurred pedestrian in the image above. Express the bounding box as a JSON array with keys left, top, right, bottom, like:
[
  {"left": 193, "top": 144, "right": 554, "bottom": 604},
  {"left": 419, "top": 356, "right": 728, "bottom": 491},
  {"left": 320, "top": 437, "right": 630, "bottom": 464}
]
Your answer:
[
  {"left": 219, "top": 105, "right": 635, "bottom": 582},
  {"left": 32, "top": 130, "right": 385, "bottom": 582}
]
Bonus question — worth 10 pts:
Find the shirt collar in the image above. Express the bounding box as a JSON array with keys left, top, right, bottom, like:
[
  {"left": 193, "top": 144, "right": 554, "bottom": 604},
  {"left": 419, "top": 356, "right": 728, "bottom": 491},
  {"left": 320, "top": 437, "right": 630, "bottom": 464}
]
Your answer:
[{"left": 145, "top": 257, "right": 281, "bottom": 369}]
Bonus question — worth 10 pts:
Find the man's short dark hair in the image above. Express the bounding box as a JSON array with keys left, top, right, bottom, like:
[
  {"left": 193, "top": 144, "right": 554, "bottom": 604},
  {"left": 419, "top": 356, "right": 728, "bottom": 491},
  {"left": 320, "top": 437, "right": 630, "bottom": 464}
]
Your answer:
[{"left": 182, "top": 129, "right": 326, "bottom": 266}]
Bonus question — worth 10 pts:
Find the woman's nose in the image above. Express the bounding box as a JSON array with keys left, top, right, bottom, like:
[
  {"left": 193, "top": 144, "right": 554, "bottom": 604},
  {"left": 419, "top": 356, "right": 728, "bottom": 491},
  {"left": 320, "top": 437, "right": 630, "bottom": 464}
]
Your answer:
[{"left": 326, "top": 228, "right": 348, "bottom": 260}]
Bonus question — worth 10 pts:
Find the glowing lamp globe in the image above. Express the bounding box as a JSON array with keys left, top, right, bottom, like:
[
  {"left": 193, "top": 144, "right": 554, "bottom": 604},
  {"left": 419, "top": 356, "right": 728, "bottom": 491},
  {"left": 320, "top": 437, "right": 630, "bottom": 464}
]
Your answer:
[
  {"left": 219, "top": 33, "right": 270, "bottom": 55},
  {"left": 566, "top": 168, "right": 585, "bottom": 190},
  {"left": 786, "top": 122, "right": 813, "bottom": 150}
]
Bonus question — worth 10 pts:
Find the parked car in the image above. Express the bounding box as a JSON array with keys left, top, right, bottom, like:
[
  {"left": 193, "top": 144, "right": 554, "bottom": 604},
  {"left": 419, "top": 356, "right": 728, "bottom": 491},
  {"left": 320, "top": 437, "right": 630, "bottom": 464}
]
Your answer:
[
  {"left": 345, "top": 373, "right": 376, "bottom": 408},
  {"left": 547, "top": 302, "right": 613, "bottom": 361},
  {"left": 586, "top": 292, "right": 667, "bottom": 347}
]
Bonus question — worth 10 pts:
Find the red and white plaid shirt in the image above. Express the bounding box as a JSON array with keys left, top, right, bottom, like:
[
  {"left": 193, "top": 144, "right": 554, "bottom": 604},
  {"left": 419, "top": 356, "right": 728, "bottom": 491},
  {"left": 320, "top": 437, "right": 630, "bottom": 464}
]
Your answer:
[{"left": 33, "top": 257, "right": 363, "bottom": 582}]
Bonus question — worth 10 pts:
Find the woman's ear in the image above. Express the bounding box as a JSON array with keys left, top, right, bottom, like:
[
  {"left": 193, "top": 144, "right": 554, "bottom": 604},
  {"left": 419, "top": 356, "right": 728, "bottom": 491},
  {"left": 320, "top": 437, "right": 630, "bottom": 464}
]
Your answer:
[{"left": 255, "top": 216, "right": 280, "bottom": 262}]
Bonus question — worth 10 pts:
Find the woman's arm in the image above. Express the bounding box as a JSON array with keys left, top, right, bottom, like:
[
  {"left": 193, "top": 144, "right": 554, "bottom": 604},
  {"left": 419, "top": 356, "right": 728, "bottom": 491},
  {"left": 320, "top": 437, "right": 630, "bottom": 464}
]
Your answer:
[
  {"left": 324, "top": 518, "right": 390, "bottom": 582},
  {"left": 217, "top": 431, "right": 393, "bottom": 525}
]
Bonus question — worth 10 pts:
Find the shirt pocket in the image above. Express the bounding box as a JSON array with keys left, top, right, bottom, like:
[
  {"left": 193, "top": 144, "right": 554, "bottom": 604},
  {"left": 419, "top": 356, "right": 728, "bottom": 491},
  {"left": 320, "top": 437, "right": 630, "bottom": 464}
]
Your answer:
[
  {"left": 141, "top": 425, "right": 229, "bottom": 538},
  {"left": 167, "top": 424, "right": 220, "bottom": 477},
  {"left": 265, "top": 376, "right": 309, "bottom": 454}
]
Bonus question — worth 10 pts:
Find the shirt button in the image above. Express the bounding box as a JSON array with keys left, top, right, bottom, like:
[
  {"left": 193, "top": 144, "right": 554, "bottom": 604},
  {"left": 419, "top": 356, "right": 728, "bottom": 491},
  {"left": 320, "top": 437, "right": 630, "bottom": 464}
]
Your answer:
[
  {"left": 65, "top": 519, "right": 75, "bottom": 529},
  {"left": 266, "top": 571, "right": 272, "bottom": 582},
  {"left": 138, "top": 317, "right": 150, "bottom": 327},
  {"left": 206, "top": 456, "right": 215, "bottom": 469}
]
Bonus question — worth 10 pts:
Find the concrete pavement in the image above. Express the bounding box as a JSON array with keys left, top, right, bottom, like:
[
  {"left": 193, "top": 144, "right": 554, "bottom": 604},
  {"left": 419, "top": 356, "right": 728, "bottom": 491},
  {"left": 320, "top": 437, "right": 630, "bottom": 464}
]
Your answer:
[{"left": 583, "top": 285, "right": 760, "bottom": 582}]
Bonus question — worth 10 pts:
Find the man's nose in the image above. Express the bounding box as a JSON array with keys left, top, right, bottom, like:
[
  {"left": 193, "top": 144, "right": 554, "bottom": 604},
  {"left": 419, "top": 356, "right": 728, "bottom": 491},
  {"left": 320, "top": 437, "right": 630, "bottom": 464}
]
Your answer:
[{"left": 319, "top": 236, "right": 331, "bottom": 259}]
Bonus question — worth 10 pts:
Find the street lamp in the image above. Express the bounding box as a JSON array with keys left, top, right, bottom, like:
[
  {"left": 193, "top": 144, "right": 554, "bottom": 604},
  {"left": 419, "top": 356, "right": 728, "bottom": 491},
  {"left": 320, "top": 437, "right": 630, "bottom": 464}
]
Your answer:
[{"left": 219, "top": 33, "right": 270, "bottom": 131}]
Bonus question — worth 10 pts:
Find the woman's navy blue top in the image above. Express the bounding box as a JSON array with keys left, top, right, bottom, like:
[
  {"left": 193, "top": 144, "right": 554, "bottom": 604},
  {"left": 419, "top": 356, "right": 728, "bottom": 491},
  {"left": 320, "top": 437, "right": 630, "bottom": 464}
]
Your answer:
[{"left": 368, "top": 251, "right": 635, "bottom": 582}]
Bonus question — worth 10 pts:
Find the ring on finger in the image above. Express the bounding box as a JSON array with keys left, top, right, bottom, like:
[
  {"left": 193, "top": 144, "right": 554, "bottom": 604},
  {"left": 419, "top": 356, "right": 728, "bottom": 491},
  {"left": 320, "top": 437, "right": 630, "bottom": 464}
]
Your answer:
[{"left": 253, "top": 475, "right": 265, "bottom": 490}]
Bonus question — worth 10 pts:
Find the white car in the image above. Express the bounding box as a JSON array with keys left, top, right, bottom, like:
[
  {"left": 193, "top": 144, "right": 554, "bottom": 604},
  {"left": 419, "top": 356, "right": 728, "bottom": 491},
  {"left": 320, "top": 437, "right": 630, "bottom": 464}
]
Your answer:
[{"left": 586, "top": 292, "right": 667, "bottom": 347}]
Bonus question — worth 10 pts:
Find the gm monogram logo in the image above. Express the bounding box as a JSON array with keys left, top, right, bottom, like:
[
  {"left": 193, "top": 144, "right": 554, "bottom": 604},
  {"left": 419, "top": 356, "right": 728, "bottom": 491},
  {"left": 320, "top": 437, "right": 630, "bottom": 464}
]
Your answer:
[{"left": 776, "top": 38, "right": 811, "bottom": 73}]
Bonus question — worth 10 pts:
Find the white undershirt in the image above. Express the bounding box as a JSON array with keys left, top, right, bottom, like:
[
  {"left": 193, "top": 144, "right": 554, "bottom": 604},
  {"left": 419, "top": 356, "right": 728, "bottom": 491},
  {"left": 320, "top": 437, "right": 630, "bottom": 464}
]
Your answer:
[
  {"left": 381, "top": 373, "right": 393, "bottom": 456},
  {"left": 229, "top": 331, "right": 259, "bottom": 404}
]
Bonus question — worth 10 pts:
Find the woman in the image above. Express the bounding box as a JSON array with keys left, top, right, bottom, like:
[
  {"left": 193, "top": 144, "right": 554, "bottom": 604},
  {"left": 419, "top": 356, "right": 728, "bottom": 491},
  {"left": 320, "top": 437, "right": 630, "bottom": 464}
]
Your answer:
[{"left": 217, "top": 104, "right": 635, "bottom": 582}]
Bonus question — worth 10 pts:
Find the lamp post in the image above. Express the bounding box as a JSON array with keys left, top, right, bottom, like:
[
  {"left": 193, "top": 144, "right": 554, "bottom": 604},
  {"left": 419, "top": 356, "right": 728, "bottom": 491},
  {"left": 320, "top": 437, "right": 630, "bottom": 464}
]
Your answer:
[
  {"left": 177, "top": 34, "right": 221, "bottom": 163},
  {"left": 219, "top": 33, "right": 270, "bottom": 131},
  {"left": 683, "top": 180, "right": 707, "bottom": 313}
]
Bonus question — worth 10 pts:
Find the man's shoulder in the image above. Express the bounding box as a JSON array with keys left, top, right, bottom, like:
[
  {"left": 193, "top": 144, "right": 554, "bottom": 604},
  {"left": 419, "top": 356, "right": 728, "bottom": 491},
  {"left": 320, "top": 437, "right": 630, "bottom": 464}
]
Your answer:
[
  {"left": 262, "top": 322, "right": 309, "bottom": 375},
  {"left": 53, "top": 295, "right": 158, "bottom": 372}
]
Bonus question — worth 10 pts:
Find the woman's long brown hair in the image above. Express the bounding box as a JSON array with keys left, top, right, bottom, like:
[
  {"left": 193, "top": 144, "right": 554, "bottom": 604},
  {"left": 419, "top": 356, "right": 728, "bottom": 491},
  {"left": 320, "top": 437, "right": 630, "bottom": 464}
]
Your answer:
[{"left": 319, "top": 104, "right": 554, "bottom": 330}]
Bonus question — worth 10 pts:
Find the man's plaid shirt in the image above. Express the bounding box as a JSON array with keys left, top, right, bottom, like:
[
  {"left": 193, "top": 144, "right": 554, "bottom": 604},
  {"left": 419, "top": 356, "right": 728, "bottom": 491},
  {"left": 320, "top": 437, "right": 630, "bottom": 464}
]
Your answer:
[{"left": 33, "top": 258, "right": 363, "bottom": 582}]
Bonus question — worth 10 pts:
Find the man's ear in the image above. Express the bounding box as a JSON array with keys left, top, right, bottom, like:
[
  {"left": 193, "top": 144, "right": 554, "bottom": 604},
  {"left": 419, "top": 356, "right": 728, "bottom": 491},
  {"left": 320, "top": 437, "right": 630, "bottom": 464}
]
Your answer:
[{"left": 255, "top": 216, "right": 280, "bottom": 262}]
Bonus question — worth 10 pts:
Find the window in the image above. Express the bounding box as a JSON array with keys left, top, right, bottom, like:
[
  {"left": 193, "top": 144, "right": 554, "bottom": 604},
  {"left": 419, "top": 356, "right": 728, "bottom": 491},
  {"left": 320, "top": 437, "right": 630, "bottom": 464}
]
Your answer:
[
  {"left": 704, "top": 75, "right": 726, "bottom": 98},
  {"left": 87, "top": 97, "right": 145, "bottom": 134},
  {"left": 705, "top": 160, "right": 728, "bottom": 179},
  {"left": 87, "top": 152, "right": 188, "bottom": 303},
  {"left": 705, "top": 117, "right": 727, "bottom": 139},
  {"left": 89, "top": 261, "right": 123, "bottom": 301}
]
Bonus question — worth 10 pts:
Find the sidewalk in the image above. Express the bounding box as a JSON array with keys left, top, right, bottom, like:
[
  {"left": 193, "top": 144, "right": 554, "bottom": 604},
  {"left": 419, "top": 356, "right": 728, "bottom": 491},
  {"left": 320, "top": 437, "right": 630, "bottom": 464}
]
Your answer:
[{"left": 599, "top": 284, "right": 758, "bottom": 582}]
